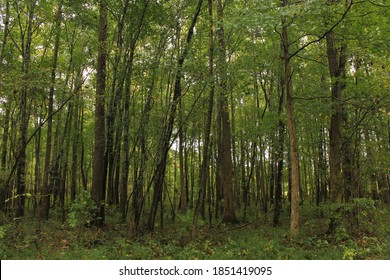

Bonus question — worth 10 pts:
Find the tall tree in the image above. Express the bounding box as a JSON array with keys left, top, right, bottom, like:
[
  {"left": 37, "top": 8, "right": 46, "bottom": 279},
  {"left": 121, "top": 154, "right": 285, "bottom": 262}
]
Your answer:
[
  {"left": 326, "top": 0, "right": 347, "bottom": 203},
  {"left": 105, "top": 0, "right": 130, "bottom": 207},
  {"left": 15, "top": 0, "right": 36, "bottom": 217},
  {"left": 193, "top": 0, "right": 215, "bottom": 232},
  {"left": 280, "top": 0, "right": 300, "bottom": 236},
  {"left": 91, "top": 0, "right": 108, "bottom": 226},
  {"left": 120, "top": 0, "right": 149, "bottom": 222},
  {"left": 0, "top": 0, "right": 10, "bottom": 212},
  {"left": 216, "top": 0, "right": 237, "bottom": 224},
  {"left": 40, "top": 0, "right": 63, "bottom": 221}
]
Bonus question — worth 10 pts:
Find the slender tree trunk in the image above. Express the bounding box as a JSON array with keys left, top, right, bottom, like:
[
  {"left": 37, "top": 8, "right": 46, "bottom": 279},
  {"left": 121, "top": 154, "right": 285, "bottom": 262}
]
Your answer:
[
  {"left": 273, "top": 112, "right": 285, "bottom": 225},
  {"left": 70, "top": 70, "right": 83, "bottom": 202},
  {"left": 120, "top": 0, "right": 149, "bottom": 223},
  {"left": 0, "top": 102, "right": 10, "bottom": 212},
  {"left": 41, "top": 1, "right": 62, "bottom": 220},
  {"left": 105, "top": 0, "right": 129, "bottom": 206},
  {"left": 273, "top": 64, "right": 285, "bottom": 226},
  {"left": 178, "top": 99, "right": 187, "bottom": 212},
  {"left": 91, "top": 0, "right": 108, "bottom": 226},
  {"left": 0, "top": 0, "right": 10, "bottom": 72},
  {"left": 342, "top": 114, "right": 353, "bottom": 201},
  {"left": 15, "top": 1, "right": 35, "bottom": 217},
  {"left": 120, "top": 49, "right": 135, "bottom": 222},
  {"left": 215, "top": 98, "right": 223, "bottom": 218},
  {"left": 241, "top": 141, "right": 247, "bottom": 215},
  {"left": 0, "top": 0, "right": 10, "bottom": 208},
  {"left": 281, "top": 0, "right": 300, "bottom": 236},
  {"left": 59, "top": 107, "right": 72, "bottom": 221},
  {"left": 34, "top": 121, "right": 41, "bottom": 214},
  {"left": 0, "top": 1, "right": 10, "bottom": 212},
  {"left": 193, "top": 0, "right": 215, "bottom": 233}
]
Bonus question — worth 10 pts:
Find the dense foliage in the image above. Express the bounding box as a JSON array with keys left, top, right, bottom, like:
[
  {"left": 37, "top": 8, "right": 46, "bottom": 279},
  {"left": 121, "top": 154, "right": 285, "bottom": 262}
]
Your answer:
[{"left": 0, "top": 0, "right": 389, "bottom": 259}]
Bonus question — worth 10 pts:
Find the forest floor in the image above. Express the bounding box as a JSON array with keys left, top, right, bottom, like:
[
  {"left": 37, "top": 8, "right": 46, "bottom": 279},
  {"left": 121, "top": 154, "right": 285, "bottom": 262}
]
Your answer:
[{"left": 1, "top": 201, "right": 389, "bottom": 260}]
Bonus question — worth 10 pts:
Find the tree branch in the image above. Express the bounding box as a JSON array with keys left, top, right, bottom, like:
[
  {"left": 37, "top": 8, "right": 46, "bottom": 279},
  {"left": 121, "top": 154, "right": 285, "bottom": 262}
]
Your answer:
[{"left": 289, "top": 0, "right": 354, "bottom": 60}]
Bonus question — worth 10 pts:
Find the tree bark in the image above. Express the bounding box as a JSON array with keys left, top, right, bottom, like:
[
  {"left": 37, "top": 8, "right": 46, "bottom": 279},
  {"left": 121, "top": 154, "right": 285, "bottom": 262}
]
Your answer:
[
  {"left": 281, "top": 0, "right": 300, "bottom": 236},
  {"left": 216, "top": 0, "right": 237, "bottom": 224},
  {"left": 105, "top": 0, "right": 129, "bottom": 206},
  {"left": 40, "top": 1, "right": 62, "bottom": 221},
  {"left": 91, "top": 0, "right": 108, "bottom": 226},
  {"left": 178, "top": 100, "right": 187, "bottom": 212},
  {"left": 193, "top": 0, "right": 215, "bottom": 233},
  {"left": 325, "top": 1, "right": 347, "bottom": 202},
  {"left": 15, "top": 1, "right": 35, "bottom": 217},
  {"left": 120, "top": 0, "right": 149, "bottom": 223},
  {"left": 273, "top": 88, "right": 285, "bottom": 226},
  {"left": 0, "top": 0, "right": 10, "bottom": 211}
]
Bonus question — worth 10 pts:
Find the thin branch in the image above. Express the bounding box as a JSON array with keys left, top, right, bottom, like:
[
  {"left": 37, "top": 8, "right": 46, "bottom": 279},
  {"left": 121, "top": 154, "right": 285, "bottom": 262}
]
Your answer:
[
  {"left": 289, "top": 0, "right": 354, "bottom": 60},
  {"left": 295, "top": 54, "right": 328, "bottom": 67},
  {"left": 368, "top": 0, "right": 390, "bottom": 8}
]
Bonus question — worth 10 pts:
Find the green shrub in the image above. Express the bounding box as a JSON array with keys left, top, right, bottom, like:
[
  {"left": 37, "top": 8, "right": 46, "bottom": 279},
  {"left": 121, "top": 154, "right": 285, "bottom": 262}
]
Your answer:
[
  {"left": 328, "top": 198, "right": 378, "bottom": 239},
  {"left": 67, "top": 190, "right": 98, "bottom": 228}
]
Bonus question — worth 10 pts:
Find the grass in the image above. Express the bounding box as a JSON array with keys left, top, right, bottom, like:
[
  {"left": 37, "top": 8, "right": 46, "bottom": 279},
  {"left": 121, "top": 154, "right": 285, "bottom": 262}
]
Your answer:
[{"left": 1, "top": 201, "right": 389, "bottom": 260}]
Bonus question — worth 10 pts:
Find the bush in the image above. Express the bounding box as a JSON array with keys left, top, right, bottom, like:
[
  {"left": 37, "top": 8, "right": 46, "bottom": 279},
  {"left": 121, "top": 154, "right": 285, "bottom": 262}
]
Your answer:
[
  {"left": 67, "top": 190, "right": 98, "bottom": 228},
  {"left": 328, "top": 198, "right": 377, "bottom": 238}
]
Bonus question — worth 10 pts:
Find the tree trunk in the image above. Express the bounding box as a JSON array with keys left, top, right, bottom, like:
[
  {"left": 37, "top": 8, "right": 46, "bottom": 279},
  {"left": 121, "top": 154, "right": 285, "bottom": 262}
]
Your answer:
[
  {"left": 0, "top": 0, "right": 10, "bottom": 208},
  {"left": 281, "top": 0, "right": 300, "bottom": 236},
  {"left": 0, "top": 0, "right": 10, "bottom": 213},
  {"left": 70, "top": 70, "right": 83, "bottom": 202},
  {"left": 40, "top": 1, "right": 62, "bottom": 220},
  {"left": 178, "top": 98, "right": 187, "bottom": 212},
  {"left": 91, "top": 0, "right": 108, "bottom": 226},
  {"left": 0, "top": 102, "right": 10, "bottom": 212},
  {"left": 273, "top": 116, "right": 285, "bottom": 225},
  {"left": 105, "top": 0, "right": 129, "bottom": 206},
  {"left": 216, "top": 0, "right": 237, "bottom": 224},
  {"left": 193, "top": 0, "right": 215, "bottom": 233},
  {"left": 273, "top": 63, "right": 285, "bottom": 226},
  {"left": 0, "top": 0, "right": 10, "bottom": 211},
  {"left": 326, "top": 22, "right": 347, "bottom": 203},
  {"left": 15, "top": 1, "right": 35, "bottom": 217},
  {"left": 120, "top": 0, "right": 149, "bottom": 223}
]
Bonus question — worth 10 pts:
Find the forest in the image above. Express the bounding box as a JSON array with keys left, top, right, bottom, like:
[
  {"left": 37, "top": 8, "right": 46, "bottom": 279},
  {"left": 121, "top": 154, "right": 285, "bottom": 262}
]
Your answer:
[{"left": 0, "top": 0, "right": 389, "bottom": 260}]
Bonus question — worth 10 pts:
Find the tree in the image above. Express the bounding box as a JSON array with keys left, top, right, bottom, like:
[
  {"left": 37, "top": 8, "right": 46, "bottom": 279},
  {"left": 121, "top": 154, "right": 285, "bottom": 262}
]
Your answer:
[
  {"left": 120, "top": 0, "right": 150, "bottom": 223},
  {"left": 0, "top": 0, "right": 388, "bottom": 245},
  {"left": 0, "top": 0, "right": 10, "bottom": 212},
  {"left": 193, "top": 0, "right": 216, "bottom": 232},
  {"left": 15, "top": 0, "right": 36, "bottom": 217},
  {"left": 216, "top": 0, "right": 237, "bottom": 224},
  {"left": 91, "top": 0, "right": 108, "bottom": 226},
  {"left": 40, "top": 0, "right": 63, "bottom": 221},
  {"left": 280, "top": 0, "right": 300, "bottom": 236},
  {"left": 326, "top": 0, "right": 347, "bottom": 203}
]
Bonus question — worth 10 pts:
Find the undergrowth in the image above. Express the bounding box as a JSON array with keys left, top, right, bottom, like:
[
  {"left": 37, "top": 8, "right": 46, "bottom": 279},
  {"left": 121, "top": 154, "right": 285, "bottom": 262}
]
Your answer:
[{"left": 1, "top": 200, "right": 389, "bottom": 260}]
